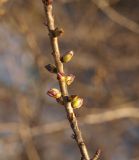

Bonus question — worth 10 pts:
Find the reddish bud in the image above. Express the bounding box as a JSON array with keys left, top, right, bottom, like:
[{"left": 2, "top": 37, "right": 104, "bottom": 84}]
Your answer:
[
  {"left": 47, "top": 88, "right": 61, "bottom": 99},
  {"left": 57, "top": 72, "right": 66, "bottom": 81}
]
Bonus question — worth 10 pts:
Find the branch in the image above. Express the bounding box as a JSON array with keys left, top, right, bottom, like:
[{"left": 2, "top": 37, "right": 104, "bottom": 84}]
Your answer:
[
  {"left": 93, "top": 0, "right": 139, "bottom": 34},
  {"left": 41, "top": 0, "right": 91, "bottom": 159},
  {"left": 16, "top": 95, "right": 40, "bottom": 160},
  {"left": 32, "top": 103, "right": 139, "bottom": 136},
  {"left": 1, "top": 104, "right": 139, "bottom": 138}
]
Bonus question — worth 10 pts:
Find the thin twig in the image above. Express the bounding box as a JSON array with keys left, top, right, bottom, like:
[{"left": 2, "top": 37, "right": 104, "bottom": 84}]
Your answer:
[
  {"left": 92, "top": 149, "right": 101, "bottom": 160},
  {"left": 16, "top": 95, "right": 40, "bottom": 160},
  {"left": 1, "top": 103, "right": 139, "bottom": 148},
  {"left": 93, "top": 0, "right": 139, "bottom": 34},
  {"left": 29, "top": 103, "right": 139, "bottom": 135},
  {"left": 41, "top": 0, "right": 90, "bottom": 159},
  {"left": 0, "top": 101, "right": 139, "bottom": 135}
]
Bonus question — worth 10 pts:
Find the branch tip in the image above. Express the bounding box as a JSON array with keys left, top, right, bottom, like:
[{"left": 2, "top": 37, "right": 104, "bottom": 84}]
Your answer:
[{"left": 91, "top": 149, "right": 101, "bottom": 160}]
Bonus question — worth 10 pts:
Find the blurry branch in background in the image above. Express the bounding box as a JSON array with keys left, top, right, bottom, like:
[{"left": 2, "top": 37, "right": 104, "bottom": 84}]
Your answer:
[
  {"left": 31, "top": 102, "right": 139, "bottom": 136},
  {"left": 16, "top": 95, "right": 40, "bottom": 160},
  {"left": 58, "top": 0, "right": 139, "bottom": 34},
  {"left": 58, "top": 0, "right": 119, "bottom": 5},
  {"left": 1, "top": 101, "right": 139, "bottom": 137},
  {"left": 15, "top": 14, "right": 47, "bottom": 80},
  {"left": 0, "top": 0, "right": 9, "bottom": 16},
  {"left": 93, "top": 0, "right": 139, "bottom": 34},
  {"left": 11, "top": 14, "right": 49, "bottom": 125},
  {"left": 0, "top": 0, "right": 8, "bottom": 6}
]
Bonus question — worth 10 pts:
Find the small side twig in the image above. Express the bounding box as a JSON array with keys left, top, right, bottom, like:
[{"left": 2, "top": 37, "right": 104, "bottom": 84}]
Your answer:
[
  {"left": 41, "top": 0, "right": 91, "bottom": 159},
  {"left": 91, "top": 149, "right": 101, "bottom": 160}
]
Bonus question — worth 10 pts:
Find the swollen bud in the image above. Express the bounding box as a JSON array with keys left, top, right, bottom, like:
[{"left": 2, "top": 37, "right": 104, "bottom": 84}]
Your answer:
[
  {"left": 65, "top": 74, "right": 75, "bottom": 85},
  {"left": 45, "top": 64, "right": 57, "bottom": 73},
  {"left": 57, "top": 72, "right": 66, "bottom": 81},
  {"left": 61, "top": 51, "right": 74, "bottom": 63},
  {"left": 70, "top": 95, "right": 83, "bottom": 109},
  {"left": 47, "top": 88, "right": 61, "bottom": 99},
  {"left": 51, "top": 27, "right": 64, "bottom": 37}
]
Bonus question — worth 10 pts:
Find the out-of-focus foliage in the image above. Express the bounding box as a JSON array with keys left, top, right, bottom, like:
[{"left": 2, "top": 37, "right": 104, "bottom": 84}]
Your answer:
[{"left": 0, "top": 0, "right": 139, "bottom": 159}]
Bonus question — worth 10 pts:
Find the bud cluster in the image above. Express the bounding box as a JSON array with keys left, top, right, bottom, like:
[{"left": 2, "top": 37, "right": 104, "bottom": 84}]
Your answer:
[{"left": 46, "top": 50, "right": 83, "bottom": 109}]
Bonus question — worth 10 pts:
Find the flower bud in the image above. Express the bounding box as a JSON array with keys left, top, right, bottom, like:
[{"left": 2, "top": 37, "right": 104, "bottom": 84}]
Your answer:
[
  {"left": 61, "top": 51, "right": 74, "bottom": 63},
  {"left": 65, "top": 74, "right": 75, "bottom": 85},
  {"left": 47, "top": 88, "right": 61, "bottom": 99},
  {"left": 51, "top": 27, "right": 64, "bottom": 37},
  {"left": 71, "top": 95, "right": 83, "bottom": 109},
  {"left": 57, "top": 72, "right": 66, "bottom": 81},
  {"left": 45, "top": 64, "right": 57, "bottom": 73}
]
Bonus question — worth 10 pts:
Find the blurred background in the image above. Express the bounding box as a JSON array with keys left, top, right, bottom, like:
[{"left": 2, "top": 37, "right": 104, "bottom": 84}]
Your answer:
[{"left": 0, "top": 0, "right": 139, "bottom": 159}]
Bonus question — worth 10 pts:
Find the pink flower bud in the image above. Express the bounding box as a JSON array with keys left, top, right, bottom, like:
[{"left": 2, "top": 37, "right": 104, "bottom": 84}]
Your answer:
[
  {"left": 57, "top": 72, "right": 66, "bottom": 81},
  {"left": 65, "top": 74, "right": 75, "bottom": 85},
  {"left": 47, "top": 88, "right": 61, "bottom": 99}
]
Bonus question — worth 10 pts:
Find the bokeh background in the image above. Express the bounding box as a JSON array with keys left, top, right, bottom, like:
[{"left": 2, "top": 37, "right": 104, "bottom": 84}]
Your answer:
[{"left": 0, "top": 0, "right": 139, "bottom": 159}]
